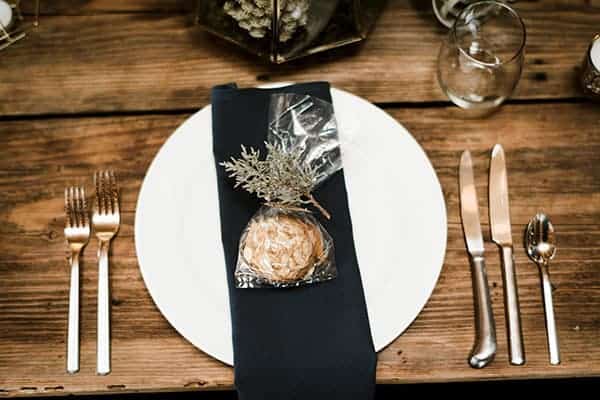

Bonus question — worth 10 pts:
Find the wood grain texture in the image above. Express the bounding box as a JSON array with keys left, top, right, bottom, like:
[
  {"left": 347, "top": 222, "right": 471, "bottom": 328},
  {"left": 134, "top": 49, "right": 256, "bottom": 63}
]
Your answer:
[
  {"left": 20, "top": 0, "right": 194, "bottom": 14},
  {"left": 21, "top": 0, "right": 600, "bottom": 15},
  {"left": 2, "top": 1, "right": 599, "bottom": 116},
  {"left": 1, "top": 102, "right": 599, "bottom": 396}
]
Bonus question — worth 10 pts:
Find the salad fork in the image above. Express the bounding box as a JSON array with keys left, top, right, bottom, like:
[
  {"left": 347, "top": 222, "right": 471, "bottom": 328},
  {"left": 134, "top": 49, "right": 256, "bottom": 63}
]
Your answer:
[
  {"left": 92, "top": 170, "right": 120, "bottom": 375},
  {"left": 64, "top": 186, "right": 90, "bottom": 374}
]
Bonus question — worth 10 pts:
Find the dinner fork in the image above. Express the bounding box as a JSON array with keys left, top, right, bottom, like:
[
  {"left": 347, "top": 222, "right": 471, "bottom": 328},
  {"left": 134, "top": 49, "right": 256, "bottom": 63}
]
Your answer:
[
  {"left": 92, "top": 170, "right": 120, "bottom": 375},
  {"left": 64, "top": 186, "right": 90, "bottom": 374}
]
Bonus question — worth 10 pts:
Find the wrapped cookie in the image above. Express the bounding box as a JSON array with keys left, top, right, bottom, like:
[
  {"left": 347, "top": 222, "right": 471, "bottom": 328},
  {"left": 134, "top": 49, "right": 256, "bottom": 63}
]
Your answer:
[{"left": 221, "top": 94, "right": 341, "bottom": 288}]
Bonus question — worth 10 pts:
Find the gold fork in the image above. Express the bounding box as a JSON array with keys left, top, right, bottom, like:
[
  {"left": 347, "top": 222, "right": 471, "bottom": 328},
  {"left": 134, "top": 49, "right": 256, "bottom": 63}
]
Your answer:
[
  {"left": 92, "top": 171, "right": 120, "bottom": 375},
  {"left": 64, "top": 186, "right": 90, "bottom": 374}
]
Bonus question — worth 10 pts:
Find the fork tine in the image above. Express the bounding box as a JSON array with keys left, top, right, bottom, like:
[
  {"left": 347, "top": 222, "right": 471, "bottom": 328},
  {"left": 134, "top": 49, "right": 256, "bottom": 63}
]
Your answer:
[
  {"left": 75, "top": 187, "right": 85, "bottom": 227},
  {"left": 73, "top": 187, "right": 80, "bottom": 227},
  {"left": 103, "top": 172, "right": 109, "bottom": 215},
  {"left": 79, "top": 187, "right": 89, "bottom": 226},
  {"left": 103, "top": 170, "right": 113, "bottom": 215},
  {"left": 113, "top": 173, "right": 120, "bottom": 214},
  {"left": 99, "top": 170, "right": 108, "bottom": 215},
  {"left": 93, "top": 171, "right": 99, "bottom": 213},
  {"left": 65, "top": 187, "right": 73, "bottom": 228},
  {"left": 109, "top": 170, "right": 119, "bottom": 215},
  {"left": 70, "top": 187, "right": 78, "bottom": 227},
  {"left": 74, "top": 186, "right": 82, "bottom": 227},
  {"left": 94, "top": 171, "right": 104, "bottom": 215}
]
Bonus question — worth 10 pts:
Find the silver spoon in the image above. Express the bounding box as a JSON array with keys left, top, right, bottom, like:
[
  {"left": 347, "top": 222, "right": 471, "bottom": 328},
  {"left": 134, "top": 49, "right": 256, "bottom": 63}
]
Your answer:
[{"left": 525, "top": 213, "right": 560, "bottom": 365}]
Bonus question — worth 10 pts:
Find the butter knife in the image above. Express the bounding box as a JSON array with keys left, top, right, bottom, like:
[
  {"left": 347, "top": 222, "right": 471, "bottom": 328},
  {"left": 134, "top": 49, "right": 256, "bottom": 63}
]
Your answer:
[
  {"left": 460, "top": 150, "right": 497, "bottom": 368},
  {"left": 489, "top": 144, "right": 525, "bottom": 365}
]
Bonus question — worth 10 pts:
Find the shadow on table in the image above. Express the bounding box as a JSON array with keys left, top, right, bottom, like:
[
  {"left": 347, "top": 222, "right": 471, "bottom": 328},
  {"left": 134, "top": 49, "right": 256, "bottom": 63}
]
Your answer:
[{"left": 34, "top": 378, "right": 599, "bottom": 399}]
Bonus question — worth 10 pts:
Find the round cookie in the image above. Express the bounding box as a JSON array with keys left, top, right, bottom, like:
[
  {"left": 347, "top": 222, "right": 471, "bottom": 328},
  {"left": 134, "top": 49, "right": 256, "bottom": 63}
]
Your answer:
[{"left": 242, "top": 211, "right": 325, "bottom": 283}]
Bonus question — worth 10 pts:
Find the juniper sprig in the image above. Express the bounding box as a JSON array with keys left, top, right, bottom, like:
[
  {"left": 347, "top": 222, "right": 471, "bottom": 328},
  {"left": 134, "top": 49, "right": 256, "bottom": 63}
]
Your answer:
[{"left": 220, "top": 143, "right": 330, "bottom": 219}]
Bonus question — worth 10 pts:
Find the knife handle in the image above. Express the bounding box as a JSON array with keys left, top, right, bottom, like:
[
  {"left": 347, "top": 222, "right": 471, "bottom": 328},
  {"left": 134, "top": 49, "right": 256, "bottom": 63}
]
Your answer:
[
  {"left": 469, "top": 255, "right": 497, "bottom": 368},
  {"left": 500, "top": 246, "right": 525, "bottom": 365}
]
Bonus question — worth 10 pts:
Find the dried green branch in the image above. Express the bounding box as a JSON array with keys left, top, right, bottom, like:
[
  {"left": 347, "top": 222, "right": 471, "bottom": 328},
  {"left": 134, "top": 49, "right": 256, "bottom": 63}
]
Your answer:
[{"left": 221, "top": 143, "right": 330, "bottom": 219}]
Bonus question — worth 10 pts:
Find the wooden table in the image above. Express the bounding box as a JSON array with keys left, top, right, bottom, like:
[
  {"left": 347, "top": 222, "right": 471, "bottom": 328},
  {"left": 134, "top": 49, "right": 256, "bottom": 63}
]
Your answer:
[{"left": 1, "top": 0, "right": 599, "bottom": 397}]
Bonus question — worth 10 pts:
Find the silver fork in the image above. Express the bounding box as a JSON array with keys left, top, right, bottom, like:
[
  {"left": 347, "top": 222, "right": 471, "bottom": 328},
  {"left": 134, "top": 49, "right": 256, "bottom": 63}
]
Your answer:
[
  {"left": 92, "top": 170, "right": 120, "bottom": 375},
  {"left": 64, "top": 186, "right": 90, "bottom": 374}
]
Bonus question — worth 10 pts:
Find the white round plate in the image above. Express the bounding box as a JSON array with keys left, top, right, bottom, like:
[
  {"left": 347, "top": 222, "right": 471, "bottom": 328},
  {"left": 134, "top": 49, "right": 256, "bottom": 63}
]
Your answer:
[{"left": 135, "top": 86, "right": 447, "bottom": 366}]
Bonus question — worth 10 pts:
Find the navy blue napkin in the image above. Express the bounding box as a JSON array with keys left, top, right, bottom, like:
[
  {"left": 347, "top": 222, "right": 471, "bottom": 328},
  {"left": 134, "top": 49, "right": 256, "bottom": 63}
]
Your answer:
[{"left": 211, "top": 82, "right": 376, "bottom": 400}]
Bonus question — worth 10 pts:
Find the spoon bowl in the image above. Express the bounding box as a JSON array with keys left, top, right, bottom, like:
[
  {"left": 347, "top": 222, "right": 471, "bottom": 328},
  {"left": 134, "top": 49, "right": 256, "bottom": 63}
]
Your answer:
[{"left": 525, "top": 213, "right": 556, "bottom": 265}]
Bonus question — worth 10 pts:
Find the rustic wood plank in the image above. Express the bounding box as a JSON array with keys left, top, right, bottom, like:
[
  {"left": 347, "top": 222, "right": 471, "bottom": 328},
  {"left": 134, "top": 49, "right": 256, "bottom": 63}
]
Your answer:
[
  {"left": 1, "top": 1, "right": 598, "bottom": 116},
  {"left": 0, "top": 102, "right": 598, "bottom": 396},
  {"left": 19, "top": 0, "right": 193, "bottom": 14},
  {"left": 20, "top": 0, "right": 600, "bottom": 15}
]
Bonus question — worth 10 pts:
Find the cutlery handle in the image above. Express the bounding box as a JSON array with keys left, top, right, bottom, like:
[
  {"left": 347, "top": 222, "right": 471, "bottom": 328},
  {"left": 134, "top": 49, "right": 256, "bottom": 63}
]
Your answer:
[
  {"left": 67, "top": 252, "right": 80, "bottom": 374},
  {"left": 500, "top": 246, "right": 525, "bottom": 365},
  {"left": 97, "top": 240, "right": 111, "bottom": 375},
  {"left": 468, "top": 255, "right": 497, "bottom": 368},
  {"left": 540, "top": 263, "right": 560, "bottom": 365}
]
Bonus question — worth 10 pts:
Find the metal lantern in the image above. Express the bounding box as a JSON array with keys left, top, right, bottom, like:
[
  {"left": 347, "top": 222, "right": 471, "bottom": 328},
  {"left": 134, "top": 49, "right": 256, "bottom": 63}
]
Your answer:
[{"left": 195, "top": 0, "right": 386, "bottom": 63}]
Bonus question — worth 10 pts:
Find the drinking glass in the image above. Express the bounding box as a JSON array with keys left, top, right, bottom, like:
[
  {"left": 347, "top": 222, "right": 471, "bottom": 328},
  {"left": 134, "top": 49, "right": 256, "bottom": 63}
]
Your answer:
[{"left": 437, "top": 1, "right": 526, "bottom": 112}]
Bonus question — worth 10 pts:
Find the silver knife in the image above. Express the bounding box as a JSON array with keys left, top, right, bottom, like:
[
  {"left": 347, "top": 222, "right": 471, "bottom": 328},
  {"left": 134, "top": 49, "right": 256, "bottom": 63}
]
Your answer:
[
  {"left": 460, "top": 150, "right": 497, "bottom": 368},
  {"left": 489, "top": 144, "right": 525, "bottom": 365}
]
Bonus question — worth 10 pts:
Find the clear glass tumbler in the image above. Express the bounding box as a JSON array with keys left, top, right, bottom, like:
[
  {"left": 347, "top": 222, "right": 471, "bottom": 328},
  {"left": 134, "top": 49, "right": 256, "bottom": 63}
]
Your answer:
[{"left": 437, "top": 1, "right": 526, "bottom": 112}]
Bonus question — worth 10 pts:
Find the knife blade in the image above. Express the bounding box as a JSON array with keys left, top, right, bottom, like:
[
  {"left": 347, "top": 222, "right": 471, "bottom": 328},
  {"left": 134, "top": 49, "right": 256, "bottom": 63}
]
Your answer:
[
  {"left": 459, "top": 150, "right": 496, "bottom": 368},
  {"left": 489, "top": 145, "right": 513, "bottom": 246},
  {"left": 489, "top": 144, "right": 525, "bottom": 365},
  {"left": 460, "top": 151, "right": 485, "bottom": 256}
]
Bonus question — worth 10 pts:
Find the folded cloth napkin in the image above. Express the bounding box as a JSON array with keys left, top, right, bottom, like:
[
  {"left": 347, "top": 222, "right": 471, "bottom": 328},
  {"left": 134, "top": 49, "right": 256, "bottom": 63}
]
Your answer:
[{"left": 211, "top": 82, "right": 376, "bottom": 400}]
